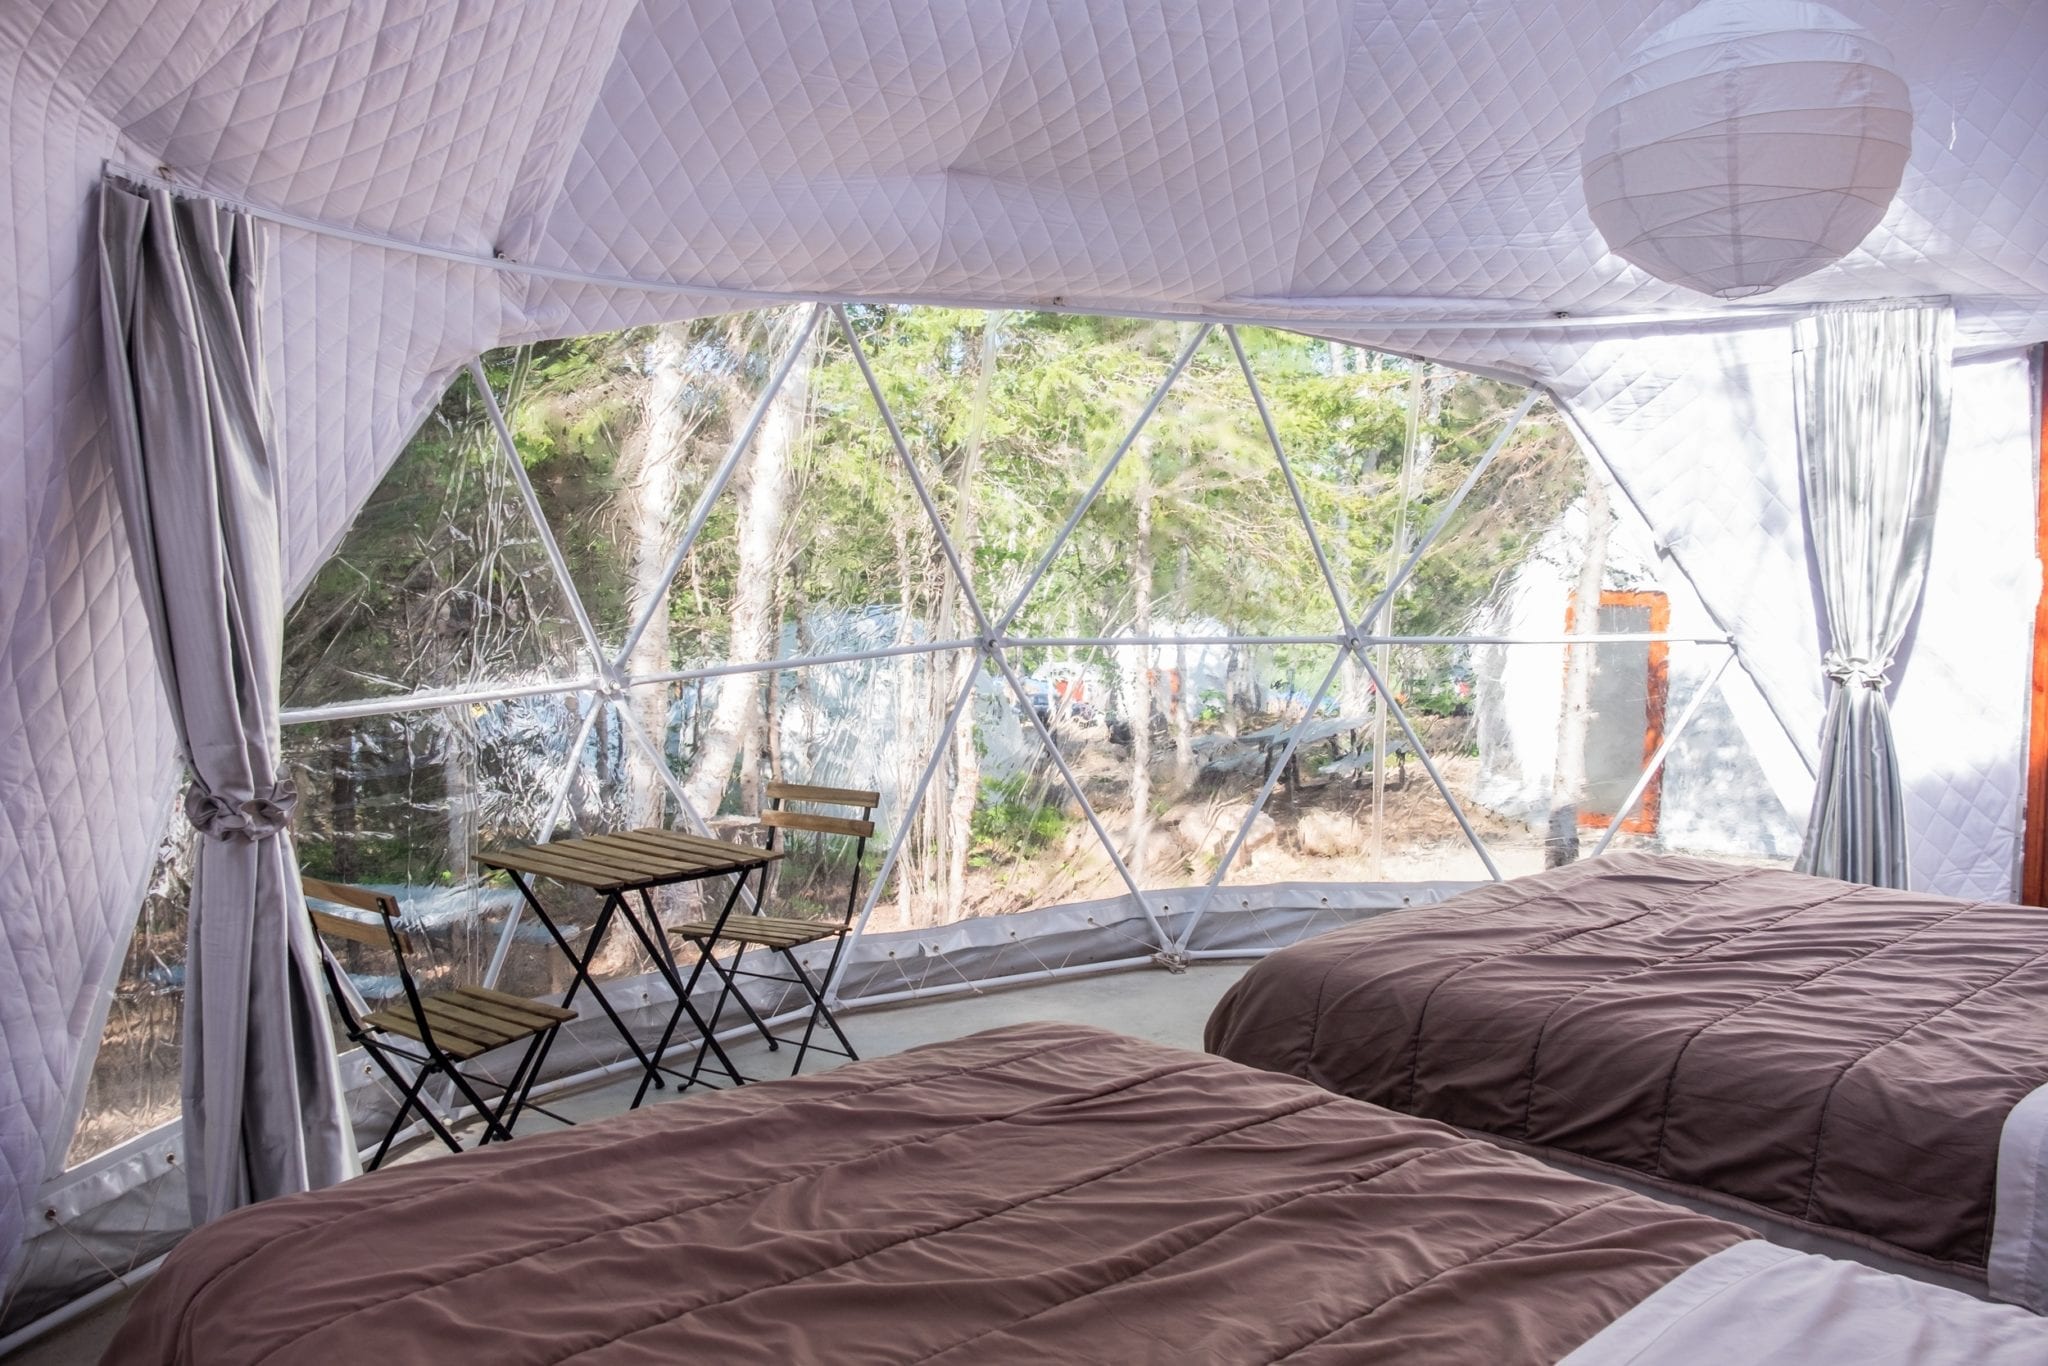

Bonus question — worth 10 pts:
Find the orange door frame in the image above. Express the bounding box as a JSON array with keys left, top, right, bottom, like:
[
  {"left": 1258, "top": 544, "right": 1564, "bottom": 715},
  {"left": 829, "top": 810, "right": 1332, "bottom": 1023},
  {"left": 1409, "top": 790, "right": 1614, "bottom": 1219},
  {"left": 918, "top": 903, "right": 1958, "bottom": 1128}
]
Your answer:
[
  {"left": 1564, "top": 588, "right": 1671, "bottom": 836},
  {"left": 2021, "top": 348, "right": 2048, "bottom": 904}
]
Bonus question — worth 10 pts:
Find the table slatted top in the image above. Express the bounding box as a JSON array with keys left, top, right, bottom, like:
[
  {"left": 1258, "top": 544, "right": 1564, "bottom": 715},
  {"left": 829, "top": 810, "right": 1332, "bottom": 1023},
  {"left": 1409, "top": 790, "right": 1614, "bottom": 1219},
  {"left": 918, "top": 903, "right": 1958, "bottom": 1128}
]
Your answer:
[{"left": 478, "top": 827, "right": 780, "bottom": 891}]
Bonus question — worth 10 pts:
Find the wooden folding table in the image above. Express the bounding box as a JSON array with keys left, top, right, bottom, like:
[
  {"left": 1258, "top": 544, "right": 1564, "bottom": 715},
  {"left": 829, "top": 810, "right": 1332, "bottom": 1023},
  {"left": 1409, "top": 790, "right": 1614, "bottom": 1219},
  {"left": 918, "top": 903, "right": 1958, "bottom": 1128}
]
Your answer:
[{"left": 478, "top": 828, "right": 781, "bottom": 1103}]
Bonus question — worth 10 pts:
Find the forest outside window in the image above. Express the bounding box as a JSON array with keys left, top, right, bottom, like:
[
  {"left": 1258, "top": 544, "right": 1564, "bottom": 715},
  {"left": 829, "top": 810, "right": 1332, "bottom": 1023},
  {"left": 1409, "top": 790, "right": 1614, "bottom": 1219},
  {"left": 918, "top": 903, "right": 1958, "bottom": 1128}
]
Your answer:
[{"left": 67, "top": 307, "right": 1802, "bottom": 1168}]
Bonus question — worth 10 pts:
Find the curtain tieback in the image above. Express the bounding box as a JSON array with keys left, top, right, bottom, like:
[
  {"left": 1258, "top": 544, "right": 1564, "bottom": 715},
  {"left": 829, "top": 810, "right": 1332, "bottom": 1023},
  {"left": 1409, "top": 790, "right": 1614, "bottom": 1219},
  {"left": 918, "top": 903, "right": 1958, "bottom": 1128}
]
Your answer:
[
  {"left": 1822, "top": 652, "right": 1891, "bottom": 690},
  {"left": 186, "top": 779, "right": 299, "bottom": 842}
]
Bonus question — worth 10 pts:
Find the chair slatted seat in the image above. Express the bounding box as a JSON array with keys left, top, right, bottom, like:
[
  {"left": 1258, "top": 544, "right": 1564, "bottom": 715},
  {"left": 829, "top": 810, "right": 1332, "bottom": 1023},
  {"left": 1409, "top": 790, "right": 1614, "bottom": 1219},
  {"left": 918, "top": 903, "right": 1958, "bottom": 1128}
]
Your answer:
[
  {"left": 449, "top": 989, "right": 574, "bottom": 1029},
  {"left": 304, "top": 877, "right": 577, "bottom": 1167},
  {"left": 669, "top": 914, "right": 837, "bottom": 949}
]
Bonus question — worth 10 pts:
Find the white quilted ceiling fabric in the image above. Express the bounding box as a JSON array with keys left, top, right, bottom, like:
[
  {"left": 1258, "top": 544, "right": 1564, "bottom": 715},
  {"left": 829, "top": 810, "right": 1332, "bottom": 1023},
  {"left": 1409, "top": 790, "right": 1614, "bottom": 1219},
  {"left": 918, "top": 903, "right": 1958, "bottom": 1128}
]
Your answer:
[{"left": 1, "top": 0, "right": 2043, "bottom": 1300}]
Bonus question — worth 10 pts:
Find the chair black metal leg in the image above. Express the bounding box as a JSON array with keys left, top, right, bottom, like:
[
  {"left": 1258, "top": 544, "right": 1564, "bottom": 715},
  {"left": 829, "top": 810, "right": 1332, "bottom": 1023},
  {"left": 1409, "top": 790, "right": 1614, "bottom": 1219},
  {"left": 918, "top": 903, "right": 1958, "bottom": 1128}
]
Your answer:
[
  {"left": 783, "top": 938, "right": 857, "bottom": 1076},
  {"left": 726, "top": 960, "right": 781, "bottom": 1047},
  {"left": 694, "top": 1013, "right": 745, "bottom": 1087},
  {"left": 670, "top": 901, "right": 748, "bottom": 1087},
  {"left": 814, "top": 932, "right": 856, "bottom": 1061},
  {"left": 695, "top": 940, "right": 778, "bottom": 1050},
  {"left": 490, "top": 1028, "right": 554, "bottom": 1135},
  {"left": 787, "top": 965, "right": 827, "bottom": 1077},
  {"left": 414, "top": 1102, "right": 464, "bottom": 1157},
  {"left": 683, "top": 947, "right": 740, "bottom": 1088},
  {"left": 369, "top": 1065, "right": 436, "bottom": 1169},
  {"left": 436, "top": 1047, "right": 519, "bottom": 1145},
  {"left": 634, "top": 978, "right": 745, "bottom": 1105},
  {"left": 694, "top": 872, "right": 779, "bottom": 1049},
  {"left": 364, "top": 1049, "right": 462, "bottom": 1168}
]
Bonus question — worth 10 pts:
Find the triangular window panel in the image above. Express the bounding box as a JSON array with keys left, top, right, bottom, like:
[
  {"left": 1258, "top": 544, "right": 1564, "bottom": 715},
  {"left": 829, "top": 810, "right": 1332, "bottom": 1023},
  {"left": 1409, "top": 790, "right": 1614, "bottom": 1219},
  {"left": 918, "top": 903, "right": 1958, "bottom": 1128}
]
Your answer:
[
  {"left": 891, "top": 646, "right": 1149, "bottom": 936},
  {"left": 1207, "top": 639, "right": 1502, "bottom": 887},
  {"left": 1462, "top": 636, "right": 1801, "bottom": 872},
  {"left": 1236, "top": 339, "right": 1430, "bottom": 632},
  {"left": 633, "top": 311, "right": 979, "bottom": 682},
  {"left": 1004, "top": 326, "right": 1343, "bottom": 643},
  {"left": 658, "top": 652, "right": 948, "bottom": 826},
  {"left": 833, "top": 312, "right": 1186, "bottom": 634},
  {"left": 282, "top": 366, "right": 593, "bottom": 710},
  {"left": 1382, "top": 401, "right": 1801, "bottom": 873},
  {"left": 1382, "top": 383, "right": 1588, "bottom": 639},
  {"left": 1133, "top": 640, "right": 1503, "bottom": 891},
  {"left": 807, "top": 306, "right": 1008, "bottom": 640},
  {"left": 998, "top": 642, "right": 1342, "bottom": 900},
  {"left": 505, "top": 306, "right": 824, "bottom": 673}
]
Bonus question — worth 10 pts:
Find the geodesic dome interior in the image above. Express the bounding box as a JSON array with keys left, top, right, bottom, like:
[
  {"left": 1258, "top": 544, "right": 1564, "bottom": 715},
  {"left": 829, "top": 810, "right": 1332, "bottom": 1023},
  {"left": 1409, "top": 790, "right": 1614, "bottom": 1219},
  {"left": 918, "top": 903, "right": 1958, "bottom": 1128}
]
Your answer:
[{"left": 3, "top": 0, "right": 2045, "bottom": 1331}]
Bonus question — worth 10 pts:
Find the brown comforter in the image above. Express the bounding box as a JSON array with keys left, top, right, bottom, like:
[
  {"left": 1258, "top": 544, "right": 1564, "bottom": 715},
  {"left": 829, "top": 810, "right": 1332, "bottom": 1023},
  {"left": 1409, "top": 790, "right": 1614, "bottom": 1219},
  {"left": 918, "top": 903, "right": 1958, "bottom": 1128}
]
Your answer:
[
  {"left": 106, "top": 1022, "right": 1741, "bottom": 1365},
  {"left": 1206, "top": 853, "right": 2048, "bottom": 1276}
]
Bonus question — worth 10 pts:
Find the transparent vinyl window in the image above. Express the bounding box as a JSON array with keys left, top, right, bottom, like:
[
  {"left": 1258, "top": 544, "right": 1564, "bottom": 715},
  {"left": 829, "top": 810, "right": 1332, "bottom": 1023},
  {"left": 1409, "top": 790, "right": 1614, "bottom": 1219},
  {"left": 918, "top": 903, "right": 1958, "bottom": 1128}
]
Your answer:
[
  {"left": 65, "top": 808, "right": 195, "bottom": 1167},
  {"left": 72, "top": 309, "right": 1804, "bottom": 1166}
]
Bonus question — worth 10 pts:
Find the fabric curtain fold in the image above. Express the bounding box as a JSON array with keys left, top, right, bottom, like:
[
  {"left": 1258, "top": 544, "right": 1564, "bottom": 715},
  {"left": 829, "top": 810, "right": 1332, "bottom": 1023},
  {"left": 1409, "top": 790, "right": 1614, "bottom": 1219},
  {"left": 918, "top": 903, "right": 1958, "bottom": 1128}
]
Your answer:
[
  {"left": 97, "top": 178, "right": 354, "bottom": 1224},
  {"left": 1792, "top": 304, "right": 1953, "bottom": 887}
]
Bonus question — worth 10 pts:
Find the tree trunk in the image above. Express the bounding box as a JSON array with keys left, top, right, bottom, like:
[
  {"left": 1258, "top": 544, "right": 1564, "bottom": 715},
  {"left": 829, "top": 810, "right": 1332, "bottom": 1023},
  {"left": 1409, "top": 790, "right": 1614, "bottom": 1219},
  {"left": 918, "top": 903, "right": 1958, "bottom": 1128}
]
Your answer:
[
  {"left": 1328, "top": 338, "right": 1371, "bottom": 718},
  {"left": 445, "top": 719, "right": 476, "bottom": 856},
  {"left": 739, "top": 692, "right": 765, "bottom": 818},
  {"left": 1547, "top": 473, "right": 1613, "bottom": 867},
  {"left": 1369, "top": 365, "right": 1430, "bottom": 875},
  {"left": 624, "top": 323, "right": 693, "bottom": 827},
  {"left": 1129, "top": 443, "right": 1155, "bottom": 883},
  {"left": 1171, "top": 544, "right": 1194, "bottom": 786},
  {"left": 681, "top": 311, "right": 809, "bottom": 820},
  {"left": 890, "top": 513, "right": 922, "bottom": 930},
  {"left": 944, "top": 316, "right": 998, "bottom": 917},
  {"left": 328, "top": 724, "right": 357, "bottom": 880},
  {"left": 944, "top": 651, "right": 979, "bottom": 914},
  {"left": 1335, "top": 503, "right": 1372, "bottom": 719},
  {"left": 766, "top": 662, "right": 787, "bottom": 789},
  {"left": 1222, "top": 648, "right": 1243, "bottom": 737},
  {"left": 739, "top": 582, "right": 789, "bottom": 818}
]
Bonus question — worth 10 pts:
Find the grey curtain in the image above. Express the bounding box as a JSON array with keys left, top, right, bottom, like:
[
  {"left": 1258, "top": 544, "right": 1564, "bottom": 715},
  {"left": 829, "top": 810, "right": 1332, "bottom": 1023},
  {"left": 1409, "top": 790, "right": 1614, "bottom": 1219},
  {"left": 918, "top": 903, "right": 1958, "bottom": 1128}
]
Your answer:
[
  {"left": 97, "top": 178, "right": 353, "bottom": 1223},
  {"left": 1792, "top": 304, "right": 1952, "bottom": 887}
]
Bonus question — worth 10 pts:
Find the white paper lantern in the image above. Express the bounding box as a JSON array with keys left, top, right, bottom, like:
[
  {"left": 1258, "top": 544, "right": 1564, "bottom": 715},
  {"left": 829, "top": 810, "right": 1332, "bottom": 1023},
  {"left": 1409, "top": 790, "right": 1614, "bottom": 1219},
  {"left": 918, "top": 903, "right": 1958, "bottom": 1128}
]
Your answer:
[{"left": 1582, "top": 0, "right": 1913, "bottom": 299}]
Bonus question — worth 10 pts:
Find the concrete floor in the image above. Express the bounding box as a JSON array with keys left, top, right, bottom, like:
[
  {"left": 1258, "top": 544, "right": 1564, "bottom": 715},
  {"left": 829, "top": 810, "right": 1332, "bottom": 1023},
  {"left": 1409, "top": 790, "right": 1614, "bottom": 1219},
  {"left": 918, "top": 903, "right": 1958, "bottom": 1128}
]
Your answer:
[{"left": 4, "top": 963, "right": 1247, "bottom": 1365}]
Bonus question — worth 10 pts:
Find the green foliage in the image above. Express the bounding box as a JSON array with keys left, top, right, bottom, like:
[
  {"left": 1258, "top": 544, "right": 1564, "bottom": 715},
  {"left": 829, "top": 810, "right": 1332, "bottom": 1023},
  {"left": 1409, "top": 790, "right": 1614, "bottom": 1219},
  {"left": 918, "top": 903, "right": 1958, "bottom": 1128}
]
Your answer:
[
  {"left": 1403, "top": 682, "right": 1470, "bottom": 718},
  {"left": 970, "top": 773, "right": 1071, "bottom": 861}
]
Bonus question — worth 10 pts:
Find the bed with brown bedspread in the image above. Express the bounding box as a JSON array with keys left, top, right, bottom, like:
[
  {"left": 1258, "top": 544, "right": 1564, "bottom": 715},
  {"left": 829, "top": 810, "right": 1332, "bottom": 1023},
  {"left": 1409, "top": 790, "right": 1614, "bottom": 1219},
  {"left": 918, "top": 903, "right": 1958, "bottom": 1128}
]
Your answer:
[
  {"left": 105, "top": 1021, "right": 1750, "bottom": 1365},
  {"left": 1204, "top": 853, "right": 2048, "bottom": 1309}
]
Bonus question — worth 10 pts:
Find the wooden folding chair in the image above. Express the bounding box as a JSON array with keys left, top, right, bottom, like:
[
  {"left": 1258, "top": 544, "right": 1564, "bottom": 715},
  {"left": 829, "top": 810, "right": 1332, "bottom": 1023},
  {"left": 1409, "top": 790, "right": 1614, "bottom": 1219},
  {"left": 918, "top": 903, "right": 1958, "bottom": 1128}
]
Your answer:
[
  {"left": 654, "top": 783, "right": 874, "bottom": 1086},
  {"left": 303, "top": 876, "right": 576, "bottom": 1168}
]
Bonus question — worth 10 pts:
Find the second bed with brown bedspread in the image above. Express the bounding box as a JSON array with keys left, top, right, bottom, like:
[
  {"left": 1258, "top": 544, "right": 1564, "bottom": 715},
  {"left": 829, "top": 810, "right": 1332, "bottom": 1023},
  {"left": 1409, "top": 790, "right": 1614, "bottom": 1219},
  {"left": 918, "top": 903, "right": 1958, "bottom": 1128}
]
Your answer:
[{"left": 1205, "top": 852, "right": 2048, "bottom": 1296}]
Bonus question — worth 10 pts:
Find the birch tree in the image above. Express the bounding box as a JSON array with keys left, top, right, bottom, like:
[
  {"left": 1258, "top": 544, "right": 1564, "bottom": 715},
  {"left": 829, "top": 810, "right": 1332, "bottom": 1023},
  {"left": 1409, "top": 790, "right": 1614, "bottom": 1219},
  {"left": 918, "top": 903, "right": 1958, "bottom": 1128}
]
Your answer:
[
  {"left": 1128, "top": 436, "right": 1155, "bottom": 883},
  {"left": 681, "top": 309, "right": 811, "bottom": 819},
  {"left": 943, "top": 316, "right": 999, "bottom": 914},
  {"left": 622, "top": 323, "right": 696, "bottom": 826}
]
